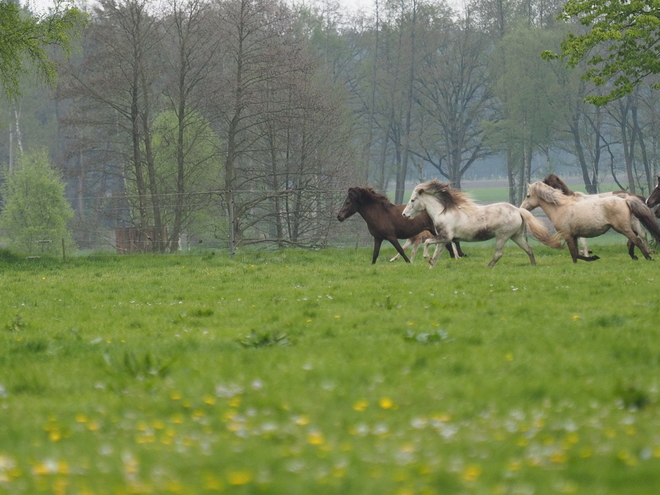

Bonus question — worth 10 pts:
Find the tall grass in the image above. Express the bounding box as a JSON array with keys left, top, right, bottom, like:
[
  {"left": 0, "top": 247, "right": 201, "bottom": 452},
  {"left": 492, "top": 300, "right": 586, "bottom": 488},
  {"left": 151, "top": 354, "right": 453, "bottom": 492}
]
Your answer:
[{"left": 1, "top": 243, "right": 659, "bottom": 494}]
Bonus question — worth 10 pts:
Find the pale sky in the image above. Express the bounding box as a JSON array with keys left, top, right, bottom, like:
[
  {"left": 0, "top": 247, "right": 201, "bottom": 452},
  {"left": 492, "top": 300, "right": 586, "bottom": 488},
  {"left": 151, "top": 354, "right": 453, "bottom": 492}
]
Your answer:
[{"left": 25, "top": 0, "right": 465, "bottom": 16}]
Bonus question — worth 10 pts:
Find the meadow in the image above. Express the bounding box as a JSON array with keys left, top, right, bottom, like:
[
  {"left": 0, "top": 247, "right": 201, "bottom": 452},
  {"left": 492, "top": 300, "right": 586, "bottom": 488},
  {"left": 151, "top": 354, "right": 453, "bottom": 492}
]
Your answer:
[{"left": 1, "top": 240, "right": 660, "bottom": 495}]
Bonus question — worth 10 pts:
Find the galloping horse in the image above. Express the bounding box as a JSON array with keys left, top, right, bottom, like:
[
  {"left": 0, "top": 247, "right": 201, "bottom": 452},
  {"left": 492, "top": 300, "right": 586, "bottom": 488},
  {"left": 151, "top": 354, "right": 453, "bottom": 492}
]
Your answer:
[
  {"left": 543, "top": 174, "right": 652, "bottom": 259},
  {"left": 521, "top": 181, "right": 660, "bottom": 262},
  {"left": 646, "top": 175, "right": 660, "bottom": 218},
  {"left": 402, "top": 179, "right": 562, "bottom": 268},
  {"left": 337, "top": 187, "right": 464, "bottom": 264}
]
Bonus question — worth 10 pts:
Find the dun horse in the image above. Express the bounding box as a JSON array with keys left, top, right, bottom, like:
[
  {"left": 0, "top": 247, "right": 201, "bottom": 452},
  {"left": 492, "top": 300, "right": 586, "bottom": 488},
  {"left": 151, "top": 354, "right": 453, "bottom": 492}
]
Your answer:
[
  {"left": 543, "top": 174, "right": 651, "bottom": 259},
  {"left": 402, "top": 179, "right": 562, "bottom": 268},
  {"left": 336, "top": 187, "right": 464, "bottom": 264},
  {"left": 522, "top": 181, "right": 660, "bottom": 262}
]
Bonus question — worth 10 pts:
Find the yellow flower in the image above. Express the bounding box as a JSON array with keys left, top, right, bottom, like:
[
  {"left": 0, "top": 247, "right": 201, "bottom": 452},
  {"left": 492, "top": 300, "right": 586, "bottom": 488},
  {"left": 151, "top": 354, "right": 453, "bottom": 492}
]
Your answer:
[
  {"left": 379, "top": 397, "right": 393, "bottom": 409},
  {"left": 461, "top": 464, "right": 481, "bottom": 482},
  {"left": 352, "top": 400, "right": 368, "bottom": 412},
  {"left": 308, "top": 431, "right": 325, "bottom": 445},
  {"left": 227, "top": 470, "right": 253, "bottom": 485}
]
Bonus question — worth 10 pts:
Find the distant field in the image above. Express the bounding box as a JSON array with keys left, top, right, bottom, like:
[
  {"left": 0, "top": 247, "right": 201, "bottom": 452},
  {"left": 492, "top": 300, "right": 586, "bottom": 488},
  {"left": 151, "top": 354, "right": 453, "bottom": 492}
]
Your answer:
[{"left": 1, "top": 244, "right": 660, "bottom": 494}]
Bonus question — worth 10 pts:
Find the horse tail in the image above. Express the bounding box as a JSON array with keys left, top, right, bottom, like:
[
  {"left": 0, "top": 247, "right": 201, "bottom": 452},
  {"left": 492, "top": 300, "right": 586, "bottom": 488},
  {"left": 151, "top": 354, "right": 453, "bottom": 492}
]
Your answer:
[
  {"left": 626, "top": 197, "right": 660, "bottom": 243},
  {"left": 518, "top": 208, "right": 564, "bottom": 248}
]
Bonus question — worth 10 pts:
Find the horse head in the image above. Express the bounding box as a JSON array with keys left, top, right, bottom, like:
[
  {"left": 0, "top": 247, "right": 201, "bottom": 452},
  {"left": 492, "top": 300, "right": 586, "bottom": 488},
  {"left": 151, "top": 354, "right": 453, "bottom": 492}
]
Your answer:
[
  {"left": 337, "top": 187, "right": 361, "bottom": 221},
  {"left": 647, "top": 176, "right": 660, "bottom": 210},
  {"left": 403, "top": 180, "right": 455, "bottom": 219},
  {"left": 521, "top": 181, "right": 563, "bottom": 211}
]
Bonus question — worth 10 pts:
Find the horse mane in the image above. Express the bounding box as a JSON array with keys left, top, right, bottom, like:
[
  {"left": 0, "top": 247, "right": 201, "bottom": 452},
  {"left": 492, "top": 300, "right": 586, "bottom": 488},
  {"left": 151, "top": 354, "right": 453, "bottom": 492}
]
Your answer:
[
  {"left": 417, "top": 179, "right": 476, "bottom": 212},
  {"left": 530, "top": 181, "right": 565, "bottom": 205},
  {"left": 352, "top": 186, "right": 394, "bottom": 206},
  {"left": 543, "top": 174, "right": 574, "bottom": 196}
]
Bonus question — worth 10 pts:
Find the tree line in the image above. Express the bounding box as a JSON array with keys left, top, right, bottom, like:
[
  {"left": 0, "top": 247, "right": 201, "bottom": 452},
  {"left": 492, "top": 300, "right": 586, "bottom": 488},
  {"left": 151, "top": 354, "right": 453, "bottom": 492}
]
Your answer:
[{"left": 2, "top": 0, "right": 660, "bottom": 253}]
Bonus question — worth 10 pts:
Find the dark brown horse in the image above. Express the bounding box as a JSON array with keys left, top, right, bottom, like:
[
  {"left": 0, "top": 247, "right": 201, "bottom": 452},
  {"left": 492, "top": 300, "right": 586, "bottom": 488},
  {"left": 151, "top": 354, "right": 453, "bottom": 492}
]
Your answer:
[{"left": 337, "top": 186, "right": 464, "bottom": 264}]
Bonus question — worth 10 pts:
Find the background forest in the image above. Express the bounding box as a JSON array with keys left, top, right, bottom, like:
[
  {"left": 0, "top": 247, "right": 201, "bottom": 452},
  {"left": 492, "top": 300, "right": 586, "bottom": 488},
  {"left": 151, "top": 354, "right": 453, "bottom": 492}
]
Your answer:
[{"left": 2, "top": 0, "right": 660, "bottom": 254}]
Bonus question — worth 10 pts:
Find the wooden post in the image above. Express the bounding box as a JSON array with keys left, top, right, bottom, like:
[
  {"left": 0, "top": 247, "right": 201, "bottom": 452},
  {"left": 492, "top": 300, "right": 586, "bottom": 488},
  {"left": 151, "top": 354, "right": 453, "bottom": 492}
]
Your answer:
[
  {"left": 62, "top": 238, "right": 66, "bottom": 263},
  {"left": 229, "top": 190, "right": 235, "bottom": 259}
]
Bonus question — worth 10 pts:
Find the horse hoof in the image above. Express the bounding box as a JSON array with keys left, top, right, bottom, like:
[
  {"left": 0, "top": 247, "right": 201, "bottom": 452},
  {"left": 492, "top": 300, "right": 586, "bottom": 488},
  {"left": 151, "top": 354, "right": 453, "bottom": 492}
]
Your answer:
[
  {"left": 590, "top": 255, "right": 600, "bottom": 261},
  {"left": 631, "top": 255, "right": 639, "bottom": 261}
]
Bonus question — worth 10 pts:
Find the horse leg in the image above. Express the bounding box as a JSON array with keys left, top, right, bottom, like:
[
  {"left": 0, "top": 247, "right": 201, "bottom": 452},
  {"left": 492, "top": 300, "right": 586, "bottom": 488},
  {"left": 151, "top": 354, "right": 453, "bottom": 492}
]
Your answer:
[
  {"left": 617, "top": 229, "right": 652, "bottom": 261},
  {"left": 579, "top": 237, "right": 591, "bottom": 257},
  {"left": 390, "top": 238, "right": 413, "bottom": 262},
  {"left": 446, "top": 243, "right": 458, "bottom": 258},
  {"left": 627, "top": 240, "right": 638, "bottom": 260},
  {"left": 408, "top": 239, "right": 421, "bottom": 263},
  {"left": 388, "top": 238, "right": 411, "bottom": 263},
  {"left": 632, "top": 217, "right": 654, "bottom": 253},
  {"left": 566, "top": 236, "right": 600, "bottom": 262},
  {"left": 427, "top": 238, "right": 447, "bottom": 268},
  {"left": 487, "top": 236, "right": 508, "bottom": 267},
  {"left": 454, "top": 241, "right": 467, "bottom": 258},
  {"left": 510, "top": 232, "right": 536, "bottom": 266},
  {"left": 372, "top": 238, "right": 384, "bottom": 264}
]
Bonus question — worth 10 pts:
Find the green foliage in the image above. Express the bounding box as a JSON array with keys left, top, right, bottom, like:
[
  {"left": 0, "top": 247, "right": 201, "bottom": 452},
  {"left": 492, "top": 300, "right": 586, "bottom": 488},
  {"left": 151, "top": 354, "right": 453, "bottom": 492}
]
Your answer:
[
  {"left": 0, "top": 150, "right": 75, "bottom": 255},
  {"left": 237, "top": 329, "right": 291, "bottom": 348},
  {"left": 103, "top": 351, "right": 177, "bottom": 381},
  {"left": 549, "top": 0, "right": 660, "bottom": 105},
  {"left": 0, "top": 0, "right": 87, "bottom": 99},
  {"left": 1, "top": 246, "right": 660, "bottom": 493}
]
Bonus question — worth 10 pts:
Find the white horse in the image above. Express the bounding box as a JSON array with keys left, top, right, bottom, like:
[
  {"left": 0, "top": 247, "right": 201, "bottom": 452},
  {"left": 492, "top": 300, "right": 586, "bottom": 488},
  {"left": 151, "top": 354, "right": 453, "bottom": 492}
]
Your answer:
[
  {"left": 402, "top": 179, "right": 563, "bottom": 268},
  {"left": 521, "top": 181, "right": 660, "bottom": 262}
]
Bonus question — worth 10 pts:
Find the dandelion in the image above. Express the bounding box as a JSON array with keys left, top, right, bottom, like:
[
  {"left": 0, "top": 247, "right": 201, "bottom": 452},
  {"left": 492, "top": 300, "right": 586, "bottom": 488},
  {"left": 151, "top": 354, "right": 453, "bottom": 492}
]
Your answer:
[
  {"left": 461, "top": 464, "right": 481, "bottom": 482},
  {"left": 352, "top": 400, "right": 368, "bottom": 412},
  {"left": 505, "top": 352, "right": 514, "bottom": 362},
  {"left": 334, "top": 315, "right": 341, "bottom": 319},
  {"left": 227, "top": 470, "right": 253, "bottom": 485},
  {"left": 204, "top": 395, "right": 215, "bottom": 405},
  {"left": 205, "top": 474, "right": 223, "bottom": 490},
  {"left": 550, "top": 450, "right": 567, "bottom": 464},
  {"left": 379, "top": 397, "right": 393, "bottom": 409},
  {"left": 308, "top": 431, "right": 324, "bottom": 445},
  {"left": 572, "top": 314, "right": 580, "bottom": 321},
  {"left": 170, "top": 391, "right": 181, "bottom": 400}
]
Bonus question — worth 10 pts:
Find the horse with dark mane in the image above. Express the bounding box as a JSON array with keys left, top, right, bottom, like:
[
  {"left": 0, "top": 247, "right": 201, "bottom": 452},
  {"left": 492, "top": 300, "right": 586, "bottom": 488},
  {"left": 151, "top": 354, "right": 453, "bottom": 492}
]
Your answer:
[
  {"left": 337, "top": 186, "right": 464, "bottom": 264},
  {"left": 543, "top": 174, "right": 652, "bottom": 259},
  {"left": 646, "top": 175, "right": 660, "bottom": 218},
  {"left": 522, "top": 181, "right": 660, "bottom": 262}
]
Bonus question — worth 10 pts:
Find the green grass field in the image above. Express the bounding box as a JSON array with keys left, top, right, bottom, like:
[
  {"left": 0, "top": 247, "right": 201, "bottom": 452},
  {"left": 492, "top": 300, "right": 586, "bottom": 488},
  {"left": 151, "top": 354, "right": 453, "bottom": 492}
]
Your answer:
[{"left": 1, "top": 241, "right": 660, "bottom": 494}]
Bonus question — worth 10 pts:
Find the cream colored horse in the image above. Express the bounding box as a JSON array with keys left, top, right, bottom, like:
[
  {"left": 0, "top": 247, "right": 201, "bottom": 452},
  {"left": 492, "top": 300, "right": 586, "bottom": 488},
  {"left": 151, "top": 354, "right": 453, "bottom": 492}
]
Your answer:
[
  {"left": 521, "top": 181, "right": 660, "bottom": 262},
  {"left": 542, "top": 174, "right": 652, "bottom": 259},
  {"left": 403, "top": 179, "right": 563, "bottom": 268}
]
